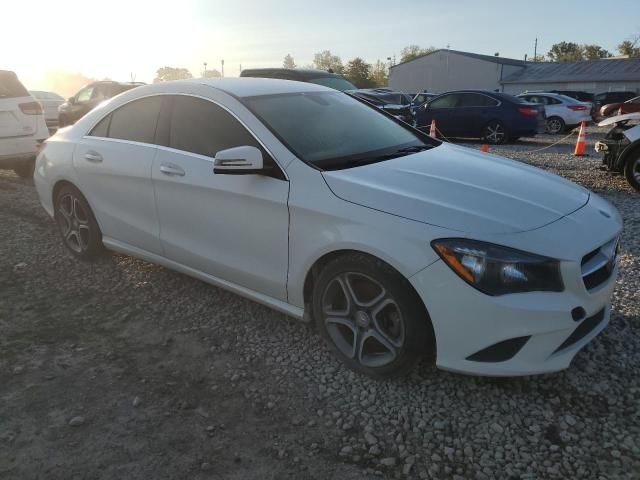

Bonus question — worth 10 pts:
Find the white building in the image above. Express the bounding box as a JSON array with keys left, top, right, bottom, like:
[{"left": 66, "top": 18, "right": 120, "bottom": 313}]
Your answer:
[{"left": 389, "top": 49, "right": 640, "bottom": 96}]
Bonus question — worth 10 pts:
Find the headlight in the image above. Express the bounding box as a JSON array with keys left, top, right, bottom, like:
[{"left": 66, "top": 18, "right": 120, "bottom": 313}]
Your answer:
[{"left": 431, "top": 239, "right": 563, "bottom": 296}]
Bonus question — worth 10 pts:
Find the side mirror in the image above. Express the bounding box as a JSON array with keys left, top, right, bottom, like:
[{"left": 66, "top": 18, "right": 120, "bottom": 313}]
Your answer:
[
  {"left": 68, "top": 96, "right": 75, "bottom": 104},
  {"left": 213, "top": 146, "right": 264, "bottom": 175}
]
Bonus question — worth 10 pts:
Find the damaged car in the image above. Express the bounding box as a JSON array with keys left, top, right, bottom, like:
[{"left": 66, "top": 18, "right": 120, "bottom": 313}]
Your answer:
[{"left": 594, "top": 112, "right": 640, "bottom": 192}]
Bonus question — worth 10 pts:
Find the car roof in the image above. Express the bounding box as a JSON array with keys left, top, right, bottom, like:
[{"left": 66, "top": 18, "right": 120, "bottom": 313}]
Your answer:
[{"left": 156, "top": 77, "right": 332, "bottom": 98}]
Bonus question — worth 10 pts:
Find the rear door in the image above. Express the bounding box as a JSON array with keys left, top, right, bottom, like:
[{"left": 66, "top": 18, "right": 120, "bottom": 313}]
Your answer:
[
  {"left": 73, "top": 96, "right": 164, "bottom": 254},
  {"left": 455, "top": 93, "right": 499, "bottom": 136},
  {"left": 0, "top": 71, "right": 36, "bottom": 139}
]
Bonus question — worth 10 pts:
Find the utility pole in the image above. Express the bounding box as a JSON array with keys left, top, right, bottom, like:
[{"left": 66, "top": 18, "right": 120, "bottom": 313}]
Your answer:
[
  {"left": 534, "top": 38, "right": 538, "bottom": 62},
  {"left": 203, "top": 62, "right": 207, "bottom": 77},
  {"left": 221, "top": 59, "right": 225, "bottom": 78},
  {"left": 239, "top": 64, "right": 242, "bottom": 75}
]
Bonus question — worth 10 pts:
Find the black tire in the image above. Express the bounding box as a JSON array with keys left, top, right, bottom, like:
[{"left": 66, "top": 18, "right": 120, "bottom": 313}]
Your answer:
[
  {"left": 482, "top": 120, "right": 507, "bottom": 145},
  {"left": 625, "top": 152, "right": 640, "bottom": 192},
  {"left": 54, "top": 184, "right": 104, "bottom": 260},
  {"left": 13, "top": 159, "right": 35, "bottom": 179},
  {"left": 546, "top": 116, "right": 565, "bottom": 135},
  {"left": 312, "top": 253, "right": 434, "bottom": 378}
]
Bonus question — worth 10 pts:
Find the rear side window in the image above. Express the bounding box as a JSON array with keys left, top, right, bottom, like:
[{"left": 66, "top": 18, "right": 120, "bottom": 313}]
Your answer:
[
  {"left": 0, "top": 71, "right": 29, "bottom": 98},
  {"left": 90, "top": 96, "right": 162, "bottom": 143},
  {"left": 429, "top": 94, "right": 459, "bottom": 108},
  {"left": 457, "top": 93, "right": 498, "bottom": 107},
  {"left": 168, "top": 96, "right": 261, "bottom": 157}
]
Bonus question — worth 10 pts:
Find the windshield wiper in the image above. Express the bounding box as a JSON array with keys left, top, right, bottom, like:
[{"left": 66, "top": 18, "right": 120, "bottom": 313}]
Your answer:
[{"left": 394, "top": 145, "right": 432, "bottom": 154}]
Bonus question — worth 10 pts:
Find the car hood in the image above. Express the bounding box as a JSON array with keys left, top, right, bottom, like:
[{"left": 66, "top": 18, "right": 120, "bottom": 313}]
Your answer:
[{"left": 321, "top": 143, "right": 590, "bottom": 234}]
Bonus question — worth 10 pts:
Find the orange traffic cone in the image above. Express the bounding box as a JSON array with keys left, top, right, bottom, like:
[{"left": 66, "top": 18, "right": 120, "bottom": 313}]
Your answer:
[
  {"left": 429, "top": 119, "right": 437, "bottom": 138},
  {"left": 480, "top": 144, "right": 489, "bottom": 153},
  {"left": 574, "top": 121, "right": 587, "bottom": 156}
]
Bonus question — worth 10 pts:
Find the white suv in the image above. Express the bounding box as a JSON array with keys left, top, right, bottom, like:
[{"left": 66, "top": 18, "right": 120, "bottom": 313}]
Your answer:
[{"left": 0, "top": 70, "right": 50, "bottom": 177}]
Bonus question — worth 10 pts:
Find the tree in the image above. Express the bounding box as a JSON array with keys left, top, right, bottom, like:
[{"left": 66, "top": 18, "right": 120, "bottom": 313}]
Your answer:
[
  {"left": 344, "top": 57, "right": 374, "bottom": 88},
  {"left": 153, "top": 67, "right": 193, "bottom": 83},
  {"left": 369, "top": 60, "right": 388, "bottom": 87},
  {"left": 583, "top": 44, "right": 612, "bottom": 60},
  {"left": 399, "top": 45, "right": 436, "bottom": 63},
  {"left": 547, "top": 42, "right": 584, "bottom": 62},
  {"left": 312, "top": 50, "right": 343, "bottom": 73},
  {"left": 283, "top": 54, "right": 296, "bottom": 69},
  {"left": 618, "top": 35, "right": 640, "bottom": 57},
  {"left": 203, "top": 69, "right": 221, "bottom": 79},
  {"left": 530, "top": 54, "right": 546, "bottom": 62}
]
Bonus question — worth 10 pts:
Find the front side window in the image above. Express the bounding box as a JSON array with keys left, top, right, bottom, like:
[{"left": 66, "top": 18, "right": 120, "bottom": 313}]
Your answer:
[
  {"left": 429, "top": 94, "right": 459, "bottom": 109},
  {"left": 457, "top": 93, "right": 498, "bottom": 107},
  {"left": 168, "top": 96, "right": 262, "bottom": 158},
  {"left": 243, "top": 91, "right": 437, "bottom": 170},
  {"left": 76, "top": 86, "right": 94, "bottom": 103},
  {"left": 0, "top": 71, "right": 29, "bottom": 98},
  {"left": 106, "top": 96, "right": 163, "bottom": 144}
]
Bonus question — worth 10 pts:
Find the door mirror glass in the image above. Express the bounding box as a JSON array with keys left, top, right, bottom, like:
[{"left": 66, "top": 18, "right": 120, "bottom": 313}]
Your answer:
[{"left": 213, "top": 146, "right": 264, "bottom": 174}]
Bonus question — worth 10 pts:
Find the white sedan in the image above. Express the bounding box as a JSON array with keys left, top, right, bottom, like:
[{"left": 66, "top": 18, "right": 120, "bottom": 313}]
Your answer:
[
  {"left": 34, "top": 79, "right": 622, "bottom": 377},
  {"left": 518, "top": 92, "right": 593, "bottom": 134}
]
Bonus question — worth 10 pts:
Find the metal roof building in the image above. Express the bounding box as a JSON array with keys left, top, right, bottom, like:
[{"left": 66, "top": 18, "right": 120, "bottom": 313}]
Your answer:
[{"left": 388, "top": 49, "right": 640, "bottom": 96}]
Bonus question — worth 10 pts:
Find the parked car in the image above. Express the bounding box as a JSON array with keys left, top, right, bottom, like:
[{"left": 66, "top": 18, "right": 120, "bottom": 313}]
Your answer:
[
  {"left": 34, "top": 78, "right": 622, "bottom": 378},
  {"left": 594, "top": 91, "right": 637, "bottom": 116},
  {"left": 599, "top": 95, "right": 640, "bottom": 117},
  {"left": 348, "top": 88, "right": 416, "bottom": 125},
  {"left": 0, "top": 70, "right": 49, "bottom": 177},
  {"left": 416, "top": 90, "right": 545, "bottom": 144},
  {"left": 241, "top": 68, "right": 415, "bottom": 125},
  {"left": 548, "top": 90, "right": 595, "bottom": 103},
  {"left": 595, "top": 112, "right": 640, "bottom": 192},
  {"left": 29, "top": 90, "right": 65, "bottom": 129},
  {"left": 58, "top": 80, "right": 145, "bottom": 126},
  {"left": 517, "top": 92, "right": 592, "bottom": 134},
  {"left": 240, "top": 68, "right": 356, "bottom": 91},
  {"left": 409, "top": 91, "right": 437, "bottom": 106}
]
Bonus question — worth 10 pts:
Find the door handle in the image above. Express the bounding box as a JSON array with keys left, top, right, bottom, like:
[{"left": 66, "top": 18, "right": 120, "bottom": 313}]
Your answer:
[
  {"left": 159, "top": 163, "right": 185, "bottom": 177},
  {"left": 84, "top": 151, "right": 103, "bottom": 163}
]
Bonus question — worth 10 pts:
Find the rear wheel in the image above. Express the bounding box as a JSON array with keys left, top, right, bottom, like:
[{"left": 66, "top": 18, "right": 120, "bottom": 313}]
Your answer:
[
  {"left": 546, "top": 116, "right": 565, "bottom": 135},
  {"left": 312, "top": 253, "right": 433, "bottom": 378},
  {"left": 482, "top": 120, "right": 507, "bottom": 145},
  {"left": 625, "top": 152, "right": 640, "bottom": 192},
  {"left": 13, "top": 159, "right": 35, "bottom": 179},
  {"left": 54, "top": 184, "right": 104, "bottom": 259}
]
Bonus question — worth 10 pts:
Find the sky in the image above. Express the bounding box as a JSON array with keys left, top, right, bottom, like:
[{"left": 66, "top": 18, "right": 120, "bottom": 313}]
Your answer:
[{"left": 2, "top": 0, "right": 639, "bottom": 92}]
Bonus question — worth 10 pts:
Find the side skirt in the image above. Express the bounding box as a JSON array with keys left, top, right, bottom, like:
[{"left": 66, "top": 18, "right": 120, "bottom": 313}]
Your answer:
[{"left": 102, "top": 237, "right": 306, "bottom": 321}]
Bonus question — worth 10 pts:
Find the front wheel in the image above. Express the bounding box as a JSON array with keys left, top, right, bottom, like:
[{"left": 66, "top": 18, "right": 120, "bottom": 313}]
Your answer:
[
  {"left": 625, "top": 152, "right": 640, "bottom": 192},
  {"left": 312, "top": 253, "right": 433, "bottom": 378},
  {"left": 54, "top": 184, "right": 104, "bottom": 259},
  {"left": 482, "top": 120, "right": 507, "bottom": 145}
]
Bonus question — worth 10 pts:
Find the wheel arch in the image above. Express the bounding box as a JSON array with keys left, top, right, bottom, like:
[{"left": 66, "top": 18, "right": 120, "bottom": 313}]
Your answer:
[
  {"left": 302, "top": 249, "right": 436, "bottom": 352},
  {"left": 619, "top": 140, "right": 640, "bottom": 170},
  {"left": 51, "top": 179, "right": 105, "bottom": 233}
]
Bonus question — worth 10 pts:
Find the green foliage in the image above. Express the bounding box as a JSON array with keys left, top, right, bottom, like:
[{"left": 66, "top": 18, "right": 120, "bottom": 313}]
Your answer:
[
  {"left": 547, "top": 42, "right": 584, "bottom": 62},
  {"left": 582, "top": 44, "right": 612, "bottom": 60},
  {"left": 618, "top": 38, "right": 640, "bottom": 57},
  {"left": 343, "top": 57, "right": 374, "bottom": 88},
  {"left": 154, "top": 67, "right": 193, "bottom": 83},
  {"left": 312, "top": 50, "right": 343, "bottom": 73},
  {"left": 369, "top": 60, "right": 388, "bottom": 87},
  {"left": 399, "top": 45, "right": 436, "bottom": 63},
  {"left": 283, "top": 54, "right": 296, "bottom": 69}
]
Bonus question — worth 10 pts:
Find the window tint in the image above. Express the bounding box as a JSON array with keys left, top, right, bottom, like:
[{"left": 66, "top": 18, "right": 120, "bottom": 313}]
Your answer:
[
  {"left": 457, "top": 93, "right": 498, "bottom": 107},
  {"left": 308, "top": 77, "right": 357, "bottom": 91},
  {"left": 76, "top": 87, "right": 94, "bottom": 103},
  {"left": 92, "top": 85, "right": 111, "bottom": 102},
  {"left": 429, "top": 94, "right": 458, "bottom": 108},
  {"left": 89, "top": 114, "right": 111, "bottom": 137},
  {"left": 108, "top": 96, "right": 163, "bottom": 144},
  {"left": 0, "top": 71, "right": 29, "bottom": 98},
  {"left": 169, "top": 96, "right": 261, "bottom": 157}
]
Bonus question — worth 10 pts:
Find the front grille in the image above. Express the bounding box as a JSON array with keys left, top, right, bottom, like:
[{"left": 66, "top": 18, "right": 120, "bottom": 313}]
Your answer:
[
  {"left": 553, "top": 308, "right": 605, "bottom": 353},
  {"left": 581, "top": 237, "right": 619, "bottom": 291}
]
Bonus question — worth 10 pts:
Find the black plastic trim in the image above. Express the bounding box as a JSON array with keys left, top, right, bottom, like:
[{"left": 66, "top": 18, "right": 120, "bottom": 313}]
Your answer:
[{"left": 466, "top": 336, "right": 530, "bottom": 363}]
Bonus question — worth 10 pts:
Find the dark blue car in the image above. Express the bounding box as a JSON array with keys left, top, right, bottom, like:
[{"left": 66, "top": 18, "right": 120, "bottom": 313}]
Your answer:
[{"left": 415, "top": 90, "right": 545, "bottom": 144}]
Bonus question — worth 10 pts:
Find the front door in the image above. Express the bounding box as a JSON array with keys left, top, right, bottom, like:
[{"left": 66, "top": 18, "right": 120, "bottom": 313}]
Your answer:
[{"left": 152, "top": 95, "right": 290, "bottom": 300}]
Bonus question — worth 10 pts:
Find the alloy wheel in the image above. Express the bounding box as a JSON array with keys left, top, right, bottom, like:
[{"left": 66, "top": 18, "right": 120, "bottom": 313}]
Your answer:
[
  {"left": 484, "top": 122, "right": 505, "bottom": 144},
  {"left": 546, "top": 118, "right": 563, "bottom": 134},
  {"left": 321, "top": 272, "right": 405, "bottom": 368},
  {"left": 633, "top": 159, "right": 640, "bottom": 183},
  {"left": 56, "top": 193, "right": 91, "bottom": 253}
]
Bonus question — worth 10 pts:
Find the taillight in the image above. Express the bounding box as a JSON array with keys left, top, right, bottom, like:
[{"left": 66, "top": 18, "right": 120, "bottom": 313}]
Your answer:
[
  {"left": 19, "top": 101, "right": 43, "bottom": 115},
  {"left": 518, "top": 107, "right": 538, "bottom": 116},
  {"left": 567, "top": 105, "right": 588, "bottom": 111}
]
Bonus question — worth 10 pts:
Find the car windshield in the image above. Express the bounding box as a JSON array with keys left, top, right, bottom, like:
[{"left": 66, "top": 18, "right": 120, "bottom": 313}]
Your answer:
[
  {"left": 243, "top": 91, "right": 437, "bottom": 170},
  {"left": 307, "top": 76, "right": 357, "bottom": 92}
]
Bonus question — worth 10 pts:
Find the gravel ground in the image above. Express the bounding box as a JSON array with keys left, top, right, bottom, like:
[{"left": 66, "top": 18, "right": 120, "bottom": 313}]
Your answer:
[{"left": 1, "top": 126, "right": 638, "bottom": 479}]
